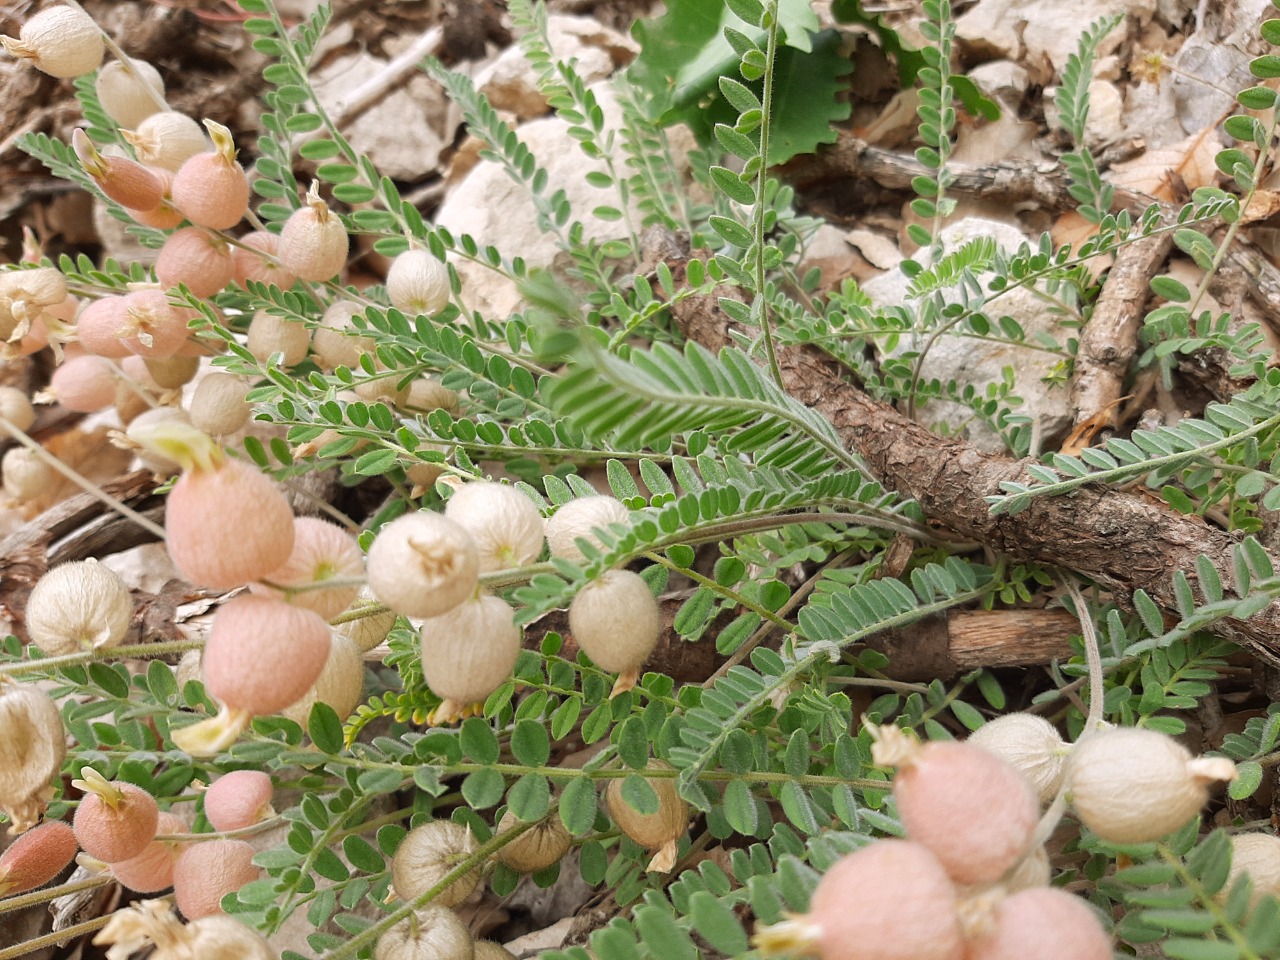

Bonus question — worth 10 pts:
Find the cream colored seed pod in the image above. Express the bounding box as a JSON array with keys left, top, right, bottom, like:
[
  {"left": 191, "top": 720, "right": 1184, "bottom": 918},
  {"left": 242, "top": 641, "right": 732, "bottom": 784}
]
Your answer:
[
  {"left": 0, "top": 680, "right": 66, "bottom": 834},
  {"left": 443, "top": 481, "right": 544, "bottom": 572},
  {"left": 391, "top": 820, "right": 480, "bottom": 907},
  {"left": 496, "top": 810, "right": 572, "bottom": 873},
  {"left": 353, "top": 370, "right": 408, "bottom": 407},
  {"left": 375, "top": 904, "right": 473, "bottom": 960},
  {"left": 94, "top": 899, "right": 276, "bottom": 960},
  {"left": 604, "top": 760, "right": 688, "bottom": 873},
  {"left": 405, "top": 445, "right": 449, "bottom": 496},
  {"left": 282, "top": 633, "right": 365, "bottom": 726},
  {"left": 278, "top": 182, "right": 349, "bottom": 282},
  {"left": 386, "top": 248, "right": 450, "bottom": 317},
  {"left": 143, "top": 354, "right": 199, "bottom": 390},
  {"left": 1227, "top": 833, "right": 1280, "bottom": 905},
  {"left": 3, "top": 447, "right": 52, "bottom": 503},
  {"left": 247, "top": 310, "right": 309, "bottom": 367},
  {"left": 189, "top": 372, "right": 251, "bottom": 437},
  {"left": 568, "top": 569, "right": 660, "bottom": 697},
  {"left": 546, "top": 495, "right": 630, "bottom": 564},
  {"left": 0, "top": 385, "right": 35, "bottom": 432},
  {"left": 1, "top": 4, "right": 104, "bottom": 78},
  {"left": 419, "top": 593, "right": 521, "bottom": 723},
  {"left": 26, "top": 559, "right": 133, "bottom": 655},
  {"left": 402, "top": 377, "right": 459, "bottom": 414},
  {"left": 335, "top": 587, "right": 399, "bottom": 653},
  {"left": 366, "top": 512, "right": 480, "bottom": 619},
  {"left": 1067, "top": 727, "right": 1237, "bottom": 845},
  {"left": 311, "top": 301, "right": 374, "bottom": 370},
  {"left": 124, "top": 111, "right": 209, "bottom": 172},
  {"left": 95, "top": 59, "right": 166, "bottom": 129},
  {"left": 0, "top": 267, "right": 68, "bottom": 308},
  {"left": 967, "top": 713, "right": 1068, "bottom": 804}
]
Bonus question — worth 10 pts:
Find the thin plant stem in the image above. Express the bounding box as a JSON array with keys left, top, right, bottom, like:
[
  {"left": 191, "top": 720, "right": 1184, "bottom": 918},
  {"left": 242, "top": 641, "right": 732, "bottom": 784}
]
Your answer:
[{"left": 0, "top": 874, "right": 112, "bottom": 916}]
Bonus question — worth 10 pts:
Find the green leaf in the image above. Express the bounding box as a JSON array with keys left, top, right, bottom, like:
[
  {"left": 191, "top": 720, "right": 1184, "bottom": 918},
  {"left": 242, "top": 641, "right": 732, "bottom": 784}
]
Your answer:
[
  {"left": 307, "top": 703, "right": 344, "bottom": 754},
  {"left": 1229, "top": 760, "right": 1263, "bottom": 799},
  {"left": 507, "top": 773, "right": 551, "bottom": 820},
  {"left": 88, "top": 663, "right": 129, "bottom": 700},
  {"left": 633, "top": 905, "right": 698, "bottom": 960},
  {"left": 342, "top": 835, "right": 384, "bottom": 874},
  {"left": 460, "top": 717, "right": 499, "bottom": 764},
  {"left": 559, "top": 776, "right": 599, "bottom": 835},
  {"left": 689, "top": 890, "right": 750, "bottom": 954},
  {"left": 461, "top": 768, "right": 506, "bottom": 809},
  {"left": 511, "top": 719, "right": 551, "bottom": 766}
]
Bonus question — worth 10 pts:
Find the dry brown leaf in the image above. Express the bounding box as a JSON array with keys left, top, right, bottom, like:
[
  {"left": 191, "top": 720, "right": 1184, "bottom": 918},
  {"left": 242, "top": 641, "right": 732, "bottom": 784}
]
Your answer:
[
  {"left": 1242, "top": 188, "right": 1280, "bottom": 224},
  {"left": 1060, "top": 396, "right": 1130, "bottom": 456},
  {"left": 1108, "top": 127, "right": 1222, "bottom": 202},
  {"left": 1051, "top": 211, "right": 1112, "bottom": 281}
]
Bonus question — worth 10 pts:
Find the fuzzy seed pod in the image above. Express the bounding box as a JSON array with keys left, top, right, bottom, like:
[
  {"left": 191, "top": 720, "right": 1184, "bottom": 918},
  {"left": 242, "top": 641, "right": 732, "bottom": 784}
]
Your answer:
[
  {"left": 334, "top": 587, "right": 399, "bottom": 653},
  {"left": 201, "top": 596, "right": 330, "bottom": 717},
  {"left": 419, "top": 593, "right": 520, "bottom": 722},
  {"left": 1001, "top": 844, "right": 1051, "bottom": 893},
  {"left": 3, "top": 447, "right": 52, "bottom": 503},
  {"left": 496, "top": 810, "right": 572, "bottom": 873},
  {"left": 247, "top": 310, "right": 309, "bottom": 367},
  {"left": 443, "top": 481, "right": 544, "bottom": 572},
  {"left": 117, "top": 289, "right": 195, "bottom": 358},
  {"left": 73, "top": 130, "right": 164, "bottom": 211},
  {"left": 0, "top": 385, "right": 35, "bottom": 431},
  {"left": 165, "top": 455, "right": 295, "bottom": 590},
  {"left": 0, "top": 820, "right": 76, "bottom": 896},
  {"left": 72, "top": 769, "right": 159, "bottom": 863},
  {"left": 50, "top": 355, "right": 116, "bottom": 411},
  {"left": 604, "top": 760, "right": 688, "bottom": 873},
  {"left": 568, "top": 569, "right": 659, "bottom": 696},
  {"left": 967, "top": 713, "right": 1068, "bottom": 803},
  {"left": 110, "top": 811, "right": 187, "bottom": 893},
  {"left": 156, "top": 228, "right": 235, "bottom": 299},
  {"left": 249, "top": 516, "right": 363, "bottom": 618},
  {"left": 188, "top": 372, "right": 251, "bottom": 437},
  {"left": 1227, "top": 833, "right": 1280, "bottom": 905},
  {"left": 375, "top": 904, "right": 473, "bottom": 960},
  {"left": 1, "top": 5, "right": 104, "bottom": 78},
  {"left": 124, "top": 111, "right": 208, "bottom": 172},
  {"left": 311, "top": 301, "right": 374, "bottom": 370},
  {"left": 405, "top": 449, "right": 448, "bottom": 494},
  {"left": 121, "top": 354, "right": 168, "bottom": 391},
  {"left": 386, "top": 249, "right": 450, "bottom": 317},
  {"left": 366, "top": 512, "right": 480, "bottom": 619},
  {"left": 546, "top": 496, "right": 630, "bottom": 564},
  {"left": 964, "top": 887, "right": 1110, "bottom": 960},
  {"left": 76, "top": 295, "right": 132, "bottom": 358},
  {"left": 127, "top": 406, "right": 193, "bottom": 475},
  {"left": 95, "top": 899, "right": 276, "bottom": 960},
  {"left": 25, "top": 559, "right": 133, "bottom": 655},
  {"left": 0, "top": 267, "right": 68, "bottom": 308},
  {"left": 173, "top": 838, "right": 260, "bottom": 919},
  {"left": 0, "top": 681, "right": 66, "bottom": 834},
  {"left": 278, "top": 183, "right": 348, "bottom": 282},
  {"left": 352, "top": 369, "right": 408, "bottom": 406},
  {"left": 127, "top": 166, "right": 184, "bottom": 230},
  {"left": 95, "top": 59, "right": 166, "bottom": 129},
  {"left": 204, "top": 772, "right": 273, "bottom": 833},
  {"left": 869, "top": 724, "right": 1038, "bottom": 886},
  {"left": 143, "top": 354, "right": 200, "bottom": 390},
  {"left": 753, "top": 839, "right": 963, "bottom": 960},
  {"left": 473, "top": 943, "right": 515, "bottom": 960},
  {"left": 170, "top": 121, "right": 249, "bottom": 230},
  {"left": 1066, "top": 727, "right": 1237, "bottom": 845},
  {"left": 391, "top": 820, "right": 480, "bottom": 908},
  {"left": 402, "top": 377, "right": 459, "bottom": 414},
  {"left": 231, "top": 230, "right": 296, "bottom": 291},
  {"left": 281, "top": 632, "right": 365, "bottom": 726}
]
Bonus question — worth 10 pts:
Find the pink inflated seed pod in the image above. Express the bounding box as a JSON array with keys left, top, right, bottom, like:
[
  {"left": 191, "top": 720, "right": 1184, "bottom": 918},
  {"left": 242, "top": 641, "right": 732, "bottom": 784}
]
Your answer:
[
  {"left": 964, "top": 887, "right": 1111, "bottom": 960},
  {"left": 72, "top": 130, "right": 164, "bottom": 211},
  {"left": 155, "top": 227, "right": 234, "bottom": 298},
  {"left": 170, "top": 121, "right": 249, "bottom": 230},
  {"left": 204, "top": 771, "right": 274, "bottom": 833},
  {"left": 71, "top": 768, "right": 159, "bottom": 864},
  {"left": 117, "top": 289, "right": 195, "bottom": 358},
  {"left": 49, "top": 355, "right": 116, "bottom": 412},
  {"left": 231, "top": 230, "right": 295, "bottom": 290},
  {"left": 277, "top": 182, "right": 348, "bottom": 282},
  {"left": 753, "top": 839, "right": 964, "bottom": 960},
  {"left": 0, "top": 820, "right": 76, "bottom": 896},
  {"left": 249, "top": 516, "right": 364, "bottom": 620},
  {"left": 110, "top": 811, "right": 187, "bottom": 893},
  {"left": 75, "top": 295, "right": 132, "bottom": 358},
  {"left": 172, "top": 839, "right": 259, "bottom": 919},
  {"left": 869, "top": 723, "right": 1038, "bottom": 886}
]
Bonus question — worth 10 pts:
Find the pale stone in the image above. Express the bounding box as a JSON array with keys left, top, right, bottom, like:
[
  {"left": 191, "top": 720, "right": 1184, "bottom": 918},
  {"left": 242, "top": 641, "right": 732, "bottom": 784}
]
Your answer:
[
  {"left": 967, "top": 59, "right": 1030, "bottom": 104},
  {"left": 862, "top": 218, "right": 1076, "bottom": 453}
]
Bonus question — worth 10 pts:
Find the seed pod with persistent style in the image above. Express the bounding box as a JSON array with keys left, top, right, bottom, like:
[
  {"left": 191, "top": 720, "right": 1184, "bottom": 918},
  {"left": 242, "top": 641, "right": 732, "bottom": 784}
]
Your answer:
[
  {"left": 568, "top": 569, "right": 660, "bottom": 697},
  {"left": 124, "top": 111, "right": 209, "bottom": 172},
  {"left": 95, "top": 59, "right": 166, "bottom": 129},
  {"left": 95, "top": 899, "right": 276, "bottom": 960},
  {"left": 419, "top": 593, "right": 521, "bottom": 723},
  {"left": 203, "top": 771, "right": 274, "bottom": 833},
  {"left": 155, "top": 227, "right": 235, "bottom": 299},
  {"left": 443, "top": 481, "right": 544, "bottom": 572},
  {"left": 386, "top": 248, "right": 450, "bottom": 317},
  {"left": 73, "top": 130, "right": 164, "bottom": 212},
  {"left": 391, "top": 820, "right": 480, "bottom": 908},
  {"left": 172, "top": 838, "right": 260, "bottom": 919},
  {"left": 72, "top": 768, "right": 159, "bottom": 863},
  {"left": 604, "top": 760, "right": 688, "bottom": 873},
  {"left": 366, "top": 512, "right": 479, "bottom": 619},
  {"left": 0, "top": 681, "right": 67, "bottom": 834},
  {"left": 170, "top": 120, "right": 249, "bottom": 230},
  {"left": 25, "top": 559, "right": 133, "bottom": 655},
  {"left": 1, "top": 4, "right": 104, "bottom": 78},
  {"left": 496, "top": 809, "right": 572, "bottom": 873},
  {"left": 375, "top": 904, "right": 473, "bottom": 960},
  {"left": 277, "top": 182, "right": 348, "bottom": 282},
  {"left": 0, "top": 820, "right": 77, "bottom": 896},
  {"left": 546, "top": 495, "right": 630, "bottom": 564}
]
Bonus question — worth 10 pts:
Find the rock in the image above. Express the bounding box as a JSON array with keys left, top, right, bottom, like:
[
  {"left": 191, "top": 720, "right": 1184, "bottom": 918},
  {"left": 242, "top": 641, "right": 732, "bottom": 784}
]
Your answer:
[
  {"left": 862, "top": 218, "right": 1075, "bottom": 453},
  {"left": 476, "top": 14, "right": 638, "bottom": 120},
  {"left": 435, "top": 82, "right": 657, "bottom": 319},
  {"left": 309, "top": 43, "right": 450, "bottom": 181},
  {"left": 966, "top": 60, "right": 1030, "bottom": 105}
]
